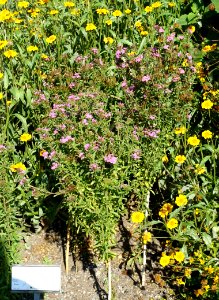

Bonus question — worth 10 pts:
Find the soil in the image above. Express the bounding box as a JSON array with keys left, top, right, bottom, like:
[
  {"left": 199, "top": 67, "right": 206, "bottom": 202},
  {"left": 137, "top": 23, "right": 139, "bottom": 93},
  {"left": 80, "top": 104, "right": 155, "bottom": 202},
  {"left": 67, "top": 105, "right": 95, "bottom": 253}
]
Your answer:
[{"left": 16, "top": 230, "right": 175, "bottom": 300}]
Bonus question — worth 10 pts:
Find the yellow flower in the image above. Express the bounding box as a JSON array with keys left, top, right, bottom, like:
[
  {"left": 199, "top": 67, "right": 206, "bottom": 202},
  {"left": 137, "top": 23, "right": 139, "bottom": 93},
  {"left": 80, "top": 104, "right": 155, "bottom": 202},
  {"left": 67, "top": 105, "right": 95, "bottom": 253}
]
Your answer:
[
  {"left": 187, "top": 135, "right": 200, "bottom": 146},
  {"left": 104, "top": 37, "right": 114, "bottom": 44},
  {"left": 10, "top": 162, "right": 26, "bottom": 172},
  {"left": 6, "top": 100, "right": 11, "bottom": 105},
  {"left": 175, "top": 126, "right": 186, "bottom": 134},
  {"left": 175, "top": 194, "right": 188, "bottom": 207},
  {"left": 135, "top": 20, "right": 142, "bottom": 28},
  {"left": 174, "top": 251, "right": 185, "bottom": 263},
  {"left": 202, "top": 45, "right": 212, "bottom": 52},
  {"left": 184, "top": 268, "right": 192, "bottom": 278},
  {"left": 125, "top": 9, "right": 131, "bottom": 14},
  {"left": 38, "top": 0, "right": 48, "bottom": 4},
  {"left": 187, "top": 25, "right": 195, "bottom": 34},
  {"left": 0, "top": 0, "right": 7, "bottom": 4},
  {"left": 46, "top": 35, "right": 56, "bottom": 43},
  {"left": 0, "top": 72, "right": 3, "bottom": 79},
  {"left": 202, "top": 130, "right": 212, "bottom": 139},
  {"left": 194, "top": 289, "right": 204, "bottom": 297},
  {"left": 17, "top": 1, "right": 29, "bottom": 8},
  {"left": 201, "top": 99, "right": 213, "bottom": 109},
  {"left": 49, "top": 9, "right": 59, "bottom": 15},
  {"left": 175, "top": 155, "right": 186, "bottom": 164},
  {"left": 195, "top": 165, "right": 205, "bottom": 175},
  {"left": 182, "top": 59, "right": 189, "bottom": 67},
  {"left": 4, "top": 49, "right": 17, "bottom": 58},
  {"left": 167, "top": 218, "right": 178, "bottom": 229},
  {"left": 112, "top": 10, "right": 122, "bottom": 17},
  {"left": 20, "top": 133, "right": 32, "bottom": 142},
  {"left": 96, "top": 8, "right": 109, "bottom": 15},
  {"left": 70, "top": 8, "right": 80, "bottom": 15},
  {"left": 27, "top": 45, "right": 38, "bottom": 52},
  {"left": 105, "top": 19, "right": 112, "bottom": 25},
  {"left": 159, "top": 203, "right": 173, "bottom": 218},
  {"left": 168, "top": 2, "right": 176, "bottom": 7},
  {"left": 176, "top": 278, "right": 185, "bottom": 285},
  {"left": 0, "top": 40, "right": 8, "bottom": 49},
  {"left": 160, "top": 254, "right": 171, "bottom": 267},
  {"left": 145, "top": 6, "right": 153, "bottom": 13},
  {"left": 151, "top": 1, "right": 162, "bottom": 8},
  {"left": 40, "top": 149, "right": 46, "bottom": 156},
  {"left": 140, "top": 31, "right": 148, "bottom": 36},
  {"left": 41, "top": 53, "right": 48, "bottom": 59},
  {"left": 162, "top": 155, "right": 168, "bottom": 163},
  {"left": 131, "top": 211, "right": 145, "bottom": 223},
  {"left": 0, "top": 9, "right": 12, "bottom": 21},
  {"left": 142, "top": 231, "right": 152, "bottom": 244},
  {"left": 85, "top": 23, "right": 96, "bottom": 31},
  {"left": 0, "top": 92, "right": 3, "bottom": 99},
  {"left": 127, "top": 51, "right": 136, "bottom": 56},
  {"left": 64, "top": 1, "right": 75, "bottom": 7}
]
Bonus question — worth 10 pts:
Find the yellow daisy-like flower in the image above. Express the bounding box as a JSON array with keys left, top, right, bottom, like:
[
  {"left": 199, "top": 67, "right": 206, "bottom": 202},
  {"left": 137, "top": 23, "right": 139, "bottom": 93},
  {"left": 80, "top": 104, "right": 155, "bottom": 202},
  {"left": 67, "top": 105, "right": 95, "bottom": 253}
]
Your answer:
[
  {"left": 175, "top": 126, "right": 186, "bottom": 134},
  {"left": 46, "top": 35, "right": 56, "bottom": 43},
  {"left": 96, "top": 8, "right": 109, "bottom": 15},
  {"left": 142, "top": 231, "right": 152, "bottom": 244},
  {"left": 20, "top": 133, "right": 32, "bottom": 142},
  {"left": 4, "top": 49, "right": 17, "bottom": 58},
  {"left": 187, "top": 25, "right": 195, "bottom": 34},
  {"left": 175, "top": 194, "right": 188, "bottom": 206},
  {"left": 201, "top": 99, "right": 213, "bottom": 109},
  {"left": 160, "top": 253, "right": 171, "bottom": 267},
  {"left": 0, "top": 40, "right": 8, "bottom": 49},
  {"left": 167, "top": 218, "right": 178, "bottom": 229},
  {"left": 125, "top": 9, "right": 131, "bottom": 14},
  {"left": 41, "top": 53, "right": 48, "bottom": 59},
  {"left": 145, "top": 6, "right": 153, "bottom": 13},
  {"left": 175, "top": 155, "right": 186, "bottom": 164},
  {"left": 104, "top": 37, "right": 114, "bottom": 44},
  {"left": 131, "top": 211, "right": 145, "bottom": 223},
  {"left": 187, "top": 135, "right": 200, "bottom": 147},
  {"left": 140, "top": 30, "right": 148, "bottom": 36},
  {"left": 174, "top": 251, "right": 185, "bottom": 263},
  {"left": 135, "top": 20, "right": 142, "bottom": 28},
  {"left": 27, "top": 45, "right": 38, "bottom": 52},
  {"left": 151, "top": 1, "right": 162, "bottom": 8},
  {"left": 202, "top": 45, "right": 212, "bottom": 52},
  {"left": 202, "top": 130, "right": 213, "bottom": 139},
  {"left": 0, "top": 0, "right": 7, "bottom": 4},
  {"left": 159, "top": 203, "right": 173, "bottom": 218},
  {"left": 70, "top": 8, "right": 80, "bottom": 15},
  {"left": 168, "top": 2, "right": 176, "bottom": 7},
  {"left": 176, "top": 278, "right": 185, "bottom": 285},
  {"left": 49, "top": 9, "right": 59, "bottom": 15},
  {"left": 64, "top": 1, "right": 74, "bottom": 7},
  {"left": 85, "top": 23, "right": 96, "bottom": 31},
  {"left": 195, "top": 164, "right": 205, "bottom": 175},
  {"left": 112, "top": 10, "right": 122, "bottom": 17},
  {"left": 17, "top": 1, "right": 29, "bottom": 8},
  {"left": 105, "top": 19, "right": 112, "bottom": 25},
  {"left": 10, "top": 162, "right": 26, "bottom": 172},
  {"left": 0, "top": 92, "right": 3, "bottom": 99},
  {"left": 162, "top": 155, "right": 168, "bottom": 163},
  {"left": 0, "top": 72, "right": 3, "bottom": 79}
]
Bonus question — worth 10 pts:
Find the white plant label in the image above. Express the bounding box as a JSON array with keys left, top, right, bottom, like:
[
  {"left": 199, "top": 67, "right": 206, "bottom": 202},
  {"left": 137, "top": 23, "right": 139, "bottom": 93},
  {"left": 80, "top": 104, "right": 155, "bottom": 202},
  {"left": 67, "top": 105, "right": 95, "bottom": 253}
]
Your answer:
[{"left": 11, "top": 265, "right": 61, "bottom": 292}]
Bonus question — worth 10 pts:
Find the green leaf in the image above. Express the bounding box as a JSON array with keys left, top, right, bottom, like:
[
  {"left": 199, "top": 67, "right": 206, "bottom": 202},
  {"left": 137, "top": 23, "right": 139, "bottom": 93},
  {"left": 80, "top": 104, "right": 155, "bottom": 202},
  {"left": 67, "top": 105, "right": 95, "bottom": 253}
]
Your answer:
[
  {"left": 202, "top": 232, "right": 212, "bottom": 247},
  {"left": 13, "top": 113, "right": 28, "bottom": 132},
  {"left": 3, "top": 71, "right": 9, "bottom": 89}
]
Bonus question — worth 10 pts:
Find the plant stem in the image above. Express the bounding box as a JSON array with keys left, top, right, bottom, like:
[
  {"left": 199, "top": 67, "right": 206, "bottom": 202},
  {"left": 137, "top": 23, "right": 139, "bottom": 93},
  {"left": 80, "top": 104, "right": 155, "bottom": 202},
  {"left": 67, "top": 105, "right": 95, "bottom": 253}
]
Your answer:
[{"left": 142, "top": 190, "right": 150, "bottom": 287}]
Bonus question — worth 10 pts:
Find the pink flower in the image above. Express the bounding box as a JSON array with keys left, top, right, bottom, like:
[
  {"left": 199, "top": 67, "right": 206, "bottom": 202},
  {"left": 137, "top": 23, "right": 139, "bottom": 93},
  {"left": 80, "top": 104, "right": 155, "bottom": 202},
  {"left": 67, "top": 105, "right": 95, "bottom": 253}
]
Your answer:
[
  {"left": 104, "top": 154, "right": 117, "bottom": 164},
  {"left": 131, "top": 150, "right": 141, "bottom": 160},
  {"left": 60, "top": 136, "right": 74, "bottom": 143},
  {"left": 51, "top": 162, "right": 59, "bottom": 170},
  {"left": 84, "top": 143, "right": 90, "bottom": 151},
  {"left": 78, "top": 152, "right": 85, "bottom": 159},
  {"left": 178, "top": 68, "right": 185, "bottom": 74},
  {"left": 89, "top": 163, "right": 99, "bottom": 171},
  {"left": 142, "top": 75, "right": 151, "bottom": 82}
]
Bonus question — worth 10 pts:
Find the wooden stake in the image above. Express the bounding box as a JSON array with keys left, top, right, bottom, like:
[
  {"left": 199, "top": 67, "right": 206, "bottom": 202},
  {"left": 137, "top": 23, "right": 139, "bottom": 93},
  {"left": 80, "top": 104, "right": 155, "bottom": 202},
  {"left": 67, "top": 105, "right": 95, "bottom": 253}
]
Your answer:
[
  {"left": 108, "top": 260, "right": 112, "bottom": 300},
  {"left": 142, "top": 191, "right": 150, "bottom": 287},
  {"left": 65, "top": 224, "right": 70, "bottom": 275}
]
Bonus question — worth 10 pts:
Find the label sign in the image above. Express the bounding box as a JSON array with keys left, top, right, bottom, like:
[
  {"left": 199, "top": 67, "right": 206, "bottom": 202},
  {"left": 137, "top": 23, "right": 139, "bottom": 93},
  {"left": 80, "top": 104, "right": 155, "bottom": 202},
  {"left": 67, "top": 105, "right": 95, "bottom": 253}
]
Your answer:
[{"left": 11, "top": 265, "right": 61, "bottom": 292}]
